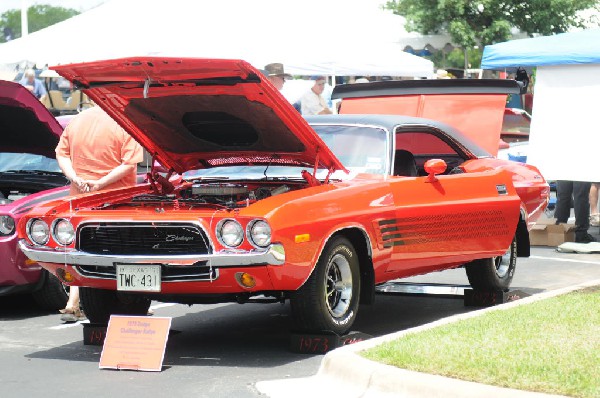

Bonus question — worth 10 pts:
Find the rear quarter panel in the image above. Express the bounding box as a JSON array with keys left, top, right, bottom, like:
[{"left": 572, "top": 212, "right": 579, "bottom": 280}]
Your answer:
[{"left": 462, "top": 158, "right": 549, "bottom": 229}]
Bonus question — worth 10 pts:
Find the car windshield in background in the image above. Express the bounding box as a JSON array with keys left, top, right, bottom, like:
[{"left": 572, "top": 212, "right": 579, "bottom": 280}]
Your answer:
[
  {"left": 0, "top": 153, "right": 62, "bottom": 173},
  {"left": 184, "top": 125, "right": 389, "bottom": 180}
]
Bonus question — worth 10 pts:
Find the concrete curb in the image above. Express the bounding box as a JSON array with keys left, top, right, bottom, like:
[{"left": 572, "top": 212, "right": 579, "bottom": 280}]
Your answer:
[{"left": 257, "top": 278, "right": 600, "bottom": 398}]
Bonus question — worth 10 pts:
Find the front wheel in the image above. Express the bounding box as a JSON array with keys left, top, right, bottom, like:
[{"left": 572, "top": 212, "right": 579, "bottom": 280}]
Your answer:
[
  {"left": 465, "top": 236, "right": 517, "bottom": 291},
  {"left": 290, "top": 236, "right": 360, "bottom": 335},
  {"left": 32, "top": 271, "right": 68, "bottom": 311},
  {"left": 80, "top": 287, "right": 151, "bottom": 324}
]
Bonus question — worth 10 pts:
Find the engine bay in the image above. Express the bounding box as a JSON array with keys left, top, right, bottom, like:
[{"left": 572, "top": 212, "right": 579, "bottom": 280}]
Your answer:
[
  {"left": 99, "top": 181, "right": 305, "bottom": 210},
  {"left": 0, "top": 189, "right": 29, "bottom": 204}
]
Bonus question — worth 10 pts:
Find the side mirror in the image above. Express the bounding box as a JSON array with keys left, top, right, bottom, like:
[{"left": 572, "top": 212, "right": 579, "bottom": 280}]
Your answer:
[{"left": 424, "top": 159, "right": 447, "bottom": 183}]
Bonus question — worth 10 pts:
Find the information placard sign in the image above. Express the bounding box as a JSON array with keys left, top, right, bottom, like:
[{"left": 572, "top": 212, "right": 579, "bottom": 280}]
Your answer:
[{"left": 99, "top": 315, "right": 171, "bottom": 371}]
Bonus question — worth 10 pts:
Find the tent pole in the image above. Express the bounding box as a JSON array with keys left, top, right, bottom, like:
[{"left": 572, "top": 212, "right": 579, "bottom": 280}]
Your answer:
[{"left": 21, "top": 0, "right": 29, "bottom": 37}]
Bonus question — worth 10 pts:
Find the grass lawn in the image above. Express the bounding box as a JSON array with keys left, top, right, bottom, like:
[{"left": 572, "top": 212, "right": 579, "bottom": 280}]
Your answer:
[{"left": 362, "top": 286, "right": 600, "bottom": 398}]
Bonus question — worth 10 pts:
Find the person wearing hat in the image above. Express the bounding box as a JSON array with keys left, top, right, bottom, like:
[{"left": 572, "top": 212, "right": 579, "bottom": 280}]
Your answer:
[
  {"left": 264, "top": 62, "right": 292, "bottom": 91},
  {"left": 300, "top": 76, "right": 333, "bottom": 116}
]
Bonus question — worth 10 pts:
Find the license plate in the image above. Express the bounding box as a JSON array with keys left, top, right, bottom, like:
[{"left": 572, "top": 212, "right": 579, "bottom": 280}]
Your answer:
[{"left": 116, "top": 264, "right": 161, "bottom": 292}]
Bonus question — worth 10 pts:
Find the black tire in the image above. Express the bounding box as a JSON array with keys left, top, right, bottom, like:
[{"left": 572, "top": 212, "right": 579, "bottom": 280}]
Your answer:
[
  {"left": 80, "top": 287, "right": 151, "bottom": 324},
  {"left": 32, "top": 271, "right": 68, "bottom": 311},
  {"left": 465, "top": 236, "right": 517, "bottom": 291},
  {"left": 290, "top": 236, "right": 360, "bottom": 335}
]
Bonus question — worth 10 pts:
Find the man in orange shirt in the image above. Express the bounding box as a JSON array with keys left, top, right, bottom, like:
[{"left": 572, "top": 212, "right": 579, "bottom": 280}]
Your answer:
[
  {"left": 55, "top": 105, "right": 143, "bottom": 322},
  {"left": 56, "top": 106, "right": 143, "bottom": 195}
]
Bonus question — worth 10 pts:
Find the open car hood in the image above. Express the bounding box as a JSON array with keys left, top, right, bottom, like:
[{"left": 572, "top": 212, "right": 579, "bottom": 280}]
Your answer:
[
  {"left": 52, "top": 57, "right": 345, "bottom": 175},
  {"left": 332, "top": 79, "right": 522, "bottom": 156},
  {"left": 0, "top": 80, "right": 63, "bottom": 158}
]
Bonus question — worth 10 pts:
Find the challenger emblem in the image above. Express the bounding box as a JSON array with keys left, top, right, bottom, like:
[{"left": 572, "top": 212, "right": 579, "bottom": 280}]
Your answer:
[
  {"left": 153, "top": 234, "right": 194, "bottom": 249},
  {"left": 166, "top": 235, "right": 194, "bottom": 242}
]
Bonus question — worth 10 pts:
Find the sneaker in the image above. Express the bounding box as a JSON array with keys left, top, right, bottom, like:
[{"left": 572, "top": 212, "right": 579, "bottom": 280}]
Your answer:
[
  {"left": 590, "top": 214, "right": 600, "bottom": 227},
  {"left": 575, "top": 233, "right": 597, "bottom": 244}
]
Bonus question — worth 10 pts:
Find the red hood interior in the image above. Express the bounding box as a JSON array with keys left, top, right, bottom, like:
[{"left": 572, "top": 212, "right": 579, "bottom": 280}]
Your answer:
[{"left": 52, "top": 57, "right": 344, "bottom": 175}]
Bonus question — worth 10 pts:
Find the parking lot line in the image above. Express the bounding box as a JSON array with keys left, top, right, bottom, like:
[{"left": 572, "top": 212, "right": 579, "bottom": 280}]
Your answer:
[{"left": 530, "top": 255, "right": 600, "bottom": 265}]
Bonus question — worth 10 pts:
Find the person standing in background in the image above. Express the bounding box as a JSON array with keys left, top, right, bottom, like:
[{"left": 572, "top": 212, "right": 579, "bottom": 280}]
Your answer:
[
  {"left": 590, "top": 182, "right": 600, "bottom": 227},
  {"left": 264, "top": 62, "right": 292, "bottom": 91},
  {"left": 55, "top": 106, "right": 144, "bottom": 322},
  {"left": 300, "top": 76, "right": 332, "bottom": 116},
  {"left": 18, "top": 69, "right": 47, "bottom": 99},
  {"left": 554, "top": 180, "right": 596, "bottom": 243}
]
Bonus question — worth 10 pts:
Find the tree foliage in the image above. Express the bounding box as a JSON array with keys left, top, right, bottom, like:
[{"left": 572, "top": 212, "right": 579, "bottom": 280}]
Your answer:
[
  {"left": 1, "top": 5, "right": 79, "bottom": 43},
  {"left": 385, "top": 0, "right": 600, "bottom": 48}
]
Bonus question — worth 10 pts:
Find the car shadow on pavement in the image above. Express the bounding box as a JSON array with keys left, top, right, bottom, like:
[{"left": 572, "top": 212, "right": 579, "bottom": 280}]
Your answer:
[
  {"left": 0, "top": 294, "right": 56, "bottom": 320},
  {"left": 21, "top": 291, "right": 520, "bottom": 367}
]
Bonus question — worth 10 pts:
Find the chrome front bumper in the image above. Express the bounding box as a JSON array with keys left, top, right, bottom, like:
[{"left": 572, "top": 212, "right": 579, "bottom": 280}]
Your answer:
[{"left": 18, "top": 239, "right": 285, "bottom": 268}]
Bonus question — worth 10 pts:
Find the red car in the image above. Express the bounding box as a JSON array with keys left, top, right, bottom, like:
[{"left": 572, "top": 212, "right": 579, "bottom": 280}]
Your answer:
[
  {"left": 333, "top": 80, "right": 532, "bottom": 152},
  {"left": 18, "top": 58, "right": 549, "bottom": 334},
  {"left": 0, "top": 80, "right": 71, "bottom": 309},
  {"left": 501, "top": 107, "right": 531, "bottom": 143}
]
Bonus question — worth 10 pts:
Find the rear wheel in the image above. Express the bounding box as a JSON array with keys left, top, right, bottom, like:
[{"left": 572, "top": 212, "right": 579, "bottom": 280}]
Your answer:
[
  {"left": 465, "top": 236, "right": 517, "bottom": 291},
  {"left": 290, "top": 236, "right": 360, "bottom": 335},
  {"left": 80, "top": 287, "right": 151, "bottom": 324},
  {"left": 32, "top": 271, "right": 68, "bottom": 311}
]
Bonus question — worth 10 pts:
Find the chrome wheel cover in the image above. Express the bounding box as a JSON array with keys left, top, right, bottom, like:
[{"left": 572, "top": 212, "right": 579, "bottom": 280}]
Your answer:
[
  {"left": 494, "top": 245, "right": 512, "bottom": 278},
  {"left": 324, "top": 253, "right": 353, "bottom": 318}
]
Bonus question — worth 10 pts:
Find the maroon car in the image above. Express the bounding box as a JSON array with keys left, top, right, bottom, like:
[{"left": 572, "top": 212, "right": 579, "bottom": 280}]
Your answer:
[{"left": 0, "top": 80, "right": 71, "bottom": 309}]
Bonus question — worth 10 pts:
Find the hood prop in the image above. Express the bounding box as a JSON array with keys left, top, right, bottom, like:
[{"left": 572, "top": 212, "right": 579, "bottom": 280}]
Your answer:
[
  {"left": 301, "top": 148, "right": 334, "bottom": 186},
  {"left": 148, "top": 152, "right": 175, "bottom": 194}
]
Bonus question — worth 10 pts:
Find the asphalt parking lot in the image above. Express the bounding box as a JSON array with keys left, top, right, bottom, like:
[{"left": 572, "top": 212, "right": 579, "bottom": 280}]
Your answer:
[{"left": 2, "top": 244, "right": 600, "bottom": 398}]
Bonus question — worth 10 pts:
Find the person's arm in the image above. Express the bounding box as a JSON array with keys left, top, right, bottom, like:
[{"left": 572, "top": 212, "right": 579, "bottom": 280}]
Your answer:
[
  {"left": 37, "top": 80, "right": 47, "bottom": 98},
  {"left": 56, "top": 155, "right": 87, "bottom": 192},
  {"left": 85, "top": 163, "right": 137, "bottom": 192}
]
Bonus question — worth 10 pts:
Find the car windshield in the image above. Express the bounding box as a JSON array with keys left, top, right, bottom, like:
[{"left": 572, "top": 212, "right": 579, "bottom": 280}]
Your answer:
[
  {"left": 184, "top": 124, "right": 389, "bottom": 180},
  {"left": 0, "top": 153, "right": 61, "bottom": 173}
]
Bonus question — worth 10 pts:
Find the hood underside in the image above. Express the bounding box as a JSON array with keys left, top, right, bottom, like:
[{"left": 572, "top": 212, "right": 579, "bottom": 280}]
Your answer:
[
  {"left": 52, "top": 57, "right": 345, "bottom": 175},
  {"left": 0, "top": 80, "right": 63, "bottom": 157}
]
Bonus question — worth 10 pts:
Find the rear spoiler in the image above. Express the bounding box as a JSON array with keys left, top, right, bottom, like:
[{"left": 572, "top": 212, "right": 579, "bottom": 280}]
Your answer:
[{"left": 331, "top": 79, "right": 522, "bottom": 100}]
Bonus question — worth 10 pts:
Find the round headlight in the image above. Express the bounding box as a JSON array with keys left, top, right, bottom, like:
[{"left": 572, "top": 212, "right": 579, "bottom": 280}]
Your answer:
[
  {"left": 248, "top": 220, "right": 271, "bottom": 247},
  {"left": 53, "top": 219, "right": 75, "bottom": 245},
  {"left": 218, "top": 219, "right": 244, "bottom": 247},
  {"left": 28, "top": 219, "right": 50, "bottom": 245},
  {"left": 0, "top": 215, "right": 15, "bottom": 235}
]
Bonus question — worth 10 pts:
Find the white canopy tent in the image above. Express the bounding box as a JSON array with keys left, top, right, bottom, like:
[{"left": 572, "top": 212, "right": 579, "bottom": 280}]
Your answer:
[{"left": 0, "top": 0, "right": 434, "bottom": 77}]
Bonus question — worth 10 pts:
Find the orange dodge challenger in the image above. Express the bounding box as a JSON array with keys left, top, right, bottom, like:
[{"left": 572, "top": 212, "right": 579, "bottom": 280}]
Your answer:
[{"left": 18, "top": 58, "right": 549, "bottom": 334}]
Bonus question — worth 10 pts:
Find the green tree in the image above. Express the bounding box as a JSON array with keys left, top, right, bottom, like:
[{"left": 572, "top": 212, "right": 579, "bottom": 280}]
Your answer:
[
  {"left": 1, "top": 4, "right": 79, "bottom": 43},
  {"left": 386, "top": 0, "right": 600, "bottom": 68}
]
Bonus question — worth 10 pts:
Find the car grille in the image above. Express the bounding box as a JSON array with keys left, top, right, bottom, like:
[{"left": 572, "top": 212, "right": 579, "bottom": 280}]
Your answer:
[{"left": 77, "top": 222, "right": 212, "bottom": 255}]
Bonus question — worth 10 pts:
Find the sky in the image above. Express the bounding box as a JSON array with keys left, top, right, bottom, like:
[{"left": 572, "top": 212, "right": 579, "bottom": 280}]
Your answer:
[{"left": 0, "top": 0, "right": 106, "bottom": 14}]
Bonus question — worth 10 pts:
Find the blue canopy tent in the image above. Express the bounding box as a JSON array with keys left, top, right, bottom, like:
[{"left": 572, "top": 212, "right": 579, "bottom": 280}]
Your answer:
[
  {"left": 481, "top": 29, "right": 600, "bottom": 69},
  {"left": 480, "top": 29, "right": 600, "bottom": 183}
]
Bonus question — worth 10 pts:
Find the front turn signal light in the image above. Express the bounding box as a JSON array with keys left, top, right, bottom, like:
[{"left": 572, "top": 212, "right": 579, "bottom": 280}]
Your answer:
[
  {"left": 235, "top": 272, "right": 256, "bottom": 289},
  {"left": 56, "top": 268, "right": 75, "bottom": 283}
]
